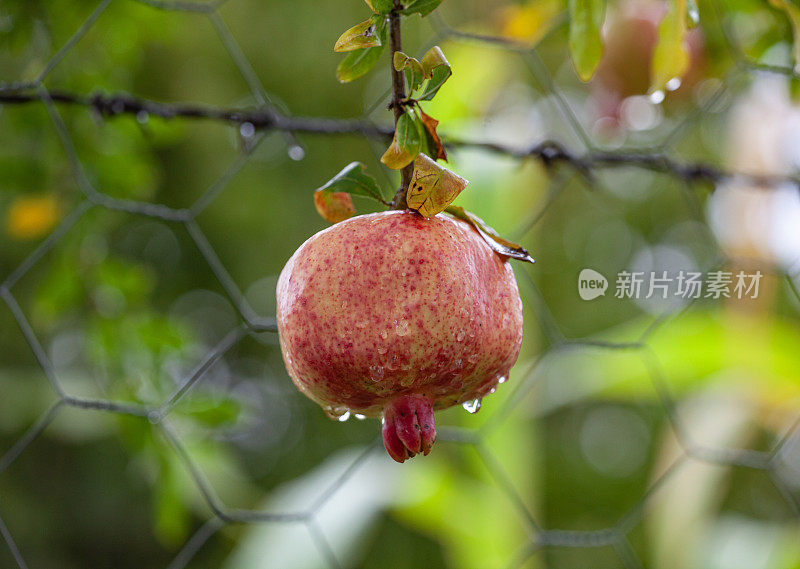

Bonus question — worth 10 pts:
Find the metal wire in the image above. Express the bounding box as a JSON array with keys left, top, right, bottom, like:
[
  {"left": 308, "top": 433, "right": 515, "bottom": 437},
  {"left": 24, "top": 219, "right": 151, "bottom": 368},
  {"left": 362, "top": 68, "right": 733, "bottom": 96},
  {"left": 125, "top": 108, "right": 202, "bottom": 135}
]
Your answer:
[{"left": 1, "top": 0, "right": 799, "bottom": 567}]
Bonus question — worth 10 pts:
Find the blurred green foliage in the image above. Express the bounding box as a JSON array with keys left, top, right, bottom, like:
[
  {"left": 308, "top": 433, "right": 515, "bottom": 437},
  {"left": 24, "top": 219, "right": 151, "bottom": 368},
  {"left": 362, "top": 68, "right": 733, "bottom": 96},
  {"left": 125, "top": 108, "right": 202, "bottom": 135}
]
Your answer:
[{"left": 1, "top": 0, "right": 800, "bottom": 568}]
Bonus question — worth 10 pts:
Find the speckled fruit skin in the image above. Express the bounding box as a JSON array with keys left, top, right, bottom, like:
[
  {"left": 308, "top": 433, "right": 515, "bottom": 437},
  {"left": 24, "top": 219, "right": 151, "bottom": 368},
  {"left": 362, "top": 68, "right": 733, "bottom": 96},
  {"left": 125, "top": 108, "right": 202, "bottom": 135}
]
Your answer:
[{"left": 276, "top": 210, "right": 523, "bottom": 461}]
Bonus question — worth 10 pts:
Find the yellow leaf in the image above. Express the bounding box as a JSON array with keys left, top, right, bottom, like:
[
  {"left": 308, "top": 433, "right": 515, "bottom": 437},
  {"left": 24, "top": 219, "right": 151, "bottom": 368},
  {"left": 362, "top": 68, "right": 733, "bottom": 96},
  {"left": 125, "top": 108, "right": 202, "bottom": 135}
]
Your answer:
[
  {"left": 314, "top": 190, "right": 356, "bottom": 224},
  {"left": 381, "top": 139, "right": 415, "bottom": 170},
  {"left": 380, "top": 109, "right": 422, "bottom": 170},
  {"left": 5, "top": 194, "right": 60, "bottom": 240},
  {"left": 334, "top": 18, "right": 383, "bottom": 53},
  {"left": 406, "top": 154, "right": 468, "bottom": 218},
  {"left": 498, "top": 0, "right": 562, "bottom": 45},
  {"left": 651, "top": 0, "right": 690, "bottom": 92}
]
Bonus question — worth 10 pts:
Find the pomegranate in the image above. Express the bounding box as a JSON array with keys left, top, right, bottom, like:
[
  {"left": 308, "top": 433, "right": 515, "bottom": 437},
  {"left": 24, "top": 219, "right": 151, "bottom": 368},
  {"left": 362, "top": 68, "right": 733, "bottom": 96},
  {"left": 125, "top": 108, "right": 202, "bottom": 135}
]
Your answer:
[
  {"left": 276, "top": 210, "right": 523, "bottom": 462},
  {"left": 590, "top": 0, "right": 707, "bottom": 133}
]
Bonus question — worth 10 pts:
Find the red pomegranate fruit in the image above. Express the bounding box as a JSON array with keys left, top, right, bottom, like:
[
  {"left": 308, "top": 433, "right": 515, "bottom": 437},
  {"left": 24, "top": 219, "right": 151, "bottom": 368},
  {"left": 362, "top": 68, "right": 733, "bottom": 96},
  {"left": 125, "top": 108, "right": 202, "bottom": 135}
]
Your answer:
[
  {"left": 276, "top": 210, "right": 523, "bottom": 462},
  {"left": 590, "top": 0, "right": 707, "bottom": 132}
]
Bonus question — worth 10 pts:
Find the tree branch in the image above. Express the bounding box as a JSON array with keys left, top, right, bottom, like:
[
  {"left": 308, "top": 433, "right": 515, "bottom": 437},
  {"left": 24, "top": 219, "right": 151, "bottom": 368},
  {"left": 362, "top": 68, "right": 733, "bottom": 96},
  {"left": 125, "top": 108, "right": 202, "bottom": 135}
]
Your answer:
[
  {"left": 1, "top": 87, "right": 798, "bottom": 193},
  {"left": 0, "top": 89, "right": 393, "bottom": 138},
  {"left": 388, "top": 1, "right": 414, "bottom": 210}
]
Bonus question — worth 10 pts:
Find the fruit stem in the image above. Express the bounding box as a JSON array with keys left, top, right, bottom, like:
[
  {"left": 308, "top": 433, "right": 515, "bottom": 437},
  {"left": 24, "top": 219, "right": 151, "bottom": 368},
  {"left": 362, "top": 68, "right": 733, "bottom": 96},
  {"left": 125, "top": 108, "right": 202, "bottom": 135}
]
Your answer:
[{"left": 389, "top": 0, "right": 413, "bottom": 210}]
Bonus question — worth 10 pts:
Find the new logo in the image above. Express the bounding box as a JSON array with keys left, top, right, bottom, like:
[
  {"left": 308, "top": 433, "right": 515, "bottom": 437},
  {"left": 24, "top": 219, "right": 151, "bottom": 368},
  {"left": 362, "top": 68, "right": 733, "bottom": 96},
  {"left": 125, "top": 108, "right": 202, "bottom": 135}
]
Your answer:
[{"left": 578, "top": 268, "right": 608, "bottom": 300}]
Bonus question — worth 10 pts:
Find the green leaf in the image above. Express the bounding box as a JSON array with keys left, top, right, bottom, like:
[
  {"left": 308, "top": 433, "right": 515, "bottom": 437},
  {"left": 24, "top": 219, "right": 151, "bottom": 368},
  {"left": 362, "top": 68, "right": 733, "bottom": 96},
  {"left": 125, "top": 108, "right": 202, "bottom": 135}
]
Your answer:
[
  {"left": 402, "top": 0, "right": 444, "bottom": 17},
  {"left": 335, "top": 19, "right": 388, "bottom": 82},
  {"left": 381, "top": 109, "right": 423, "bottom": 169},
  {"left": 406, "top": 154, "right": 467, "bottom": 217},
  {"left": 651, "top": 0, "right": 690, "bottom": 92},
  {"left": 337, "top": 45, "right": 384, "bottom": 82},
  {"left": 568, "top": 0, "right": 606, "bottom": 82},
  {"left": 334, "top": 16, "right": 384, "bottom": 52},
  {"left": 154, "top": 457, "right": 190, "bottom": 546},
  {"left": 181, "top": 397, "right": 242, "bottom": 427},
  {"left": 393, "top": 51, "right": 425, "bottom": 93},
  {"left": 418, "top": 46, "right": 452, "bottom": 101},
  {"left": 316, "top": 162, "right": 386, "bottom": 203},
  {"left": 445, "top": 206, "right": 535, "bottom": 263},
  {"left": 365, "top": 0, "right": 394, "bottom": 13},
  {"left": 769, "top": 0, "right": 800, "bottom": 73}
]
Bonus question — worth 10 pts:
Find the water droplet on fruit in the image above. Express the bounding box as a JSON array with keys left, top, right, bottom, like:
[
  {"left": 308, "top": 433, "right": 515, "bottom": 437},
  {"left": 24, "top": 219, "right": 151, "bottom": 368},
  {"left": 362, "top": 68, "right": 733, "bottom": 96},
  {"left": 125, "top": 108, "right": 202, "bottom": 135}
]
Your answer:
[
  {"left": 456, "top": 330, "right": 465, "bottom": 342},
  {"left": 324, "top": 406, "right": 350, "bottom": 420},
  {"left": 354, "top": 413, "right": 366, "bottom": 420},
  {"left": 489, "top": 387, "right": 496, "bottom": 394},
  {"left": 497, "top": 374, "right": 508, "bottom": 384},
  {"left": 395, "top": 319, "right": 410, "bottom": 336},
  {"left": 369, "top": 365, "right": 385, "bottom": 381},
  {"left": 462, "top": 399, "right": 482, "bottom": 414},
  {"left": 380, "top": 330, "right": 388, "bottom": 340}
]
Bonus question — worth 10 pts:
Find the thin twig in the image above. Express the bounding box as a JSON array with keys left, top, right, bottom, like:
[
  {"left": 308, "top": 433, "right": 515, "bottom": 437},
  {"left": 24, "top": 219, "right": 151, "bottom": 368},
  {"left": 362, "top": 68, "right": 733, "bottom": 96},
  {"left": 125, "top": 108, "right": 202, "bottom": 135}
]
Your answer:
[
  {"left": 2, "top": 88, "right": 799, "bottom": 191},
  {"left": 388, "top": 0, "right": 414, "bottom": 209},
  {"left": 0, "top": 89, "right": 392, "bottom": 138}
]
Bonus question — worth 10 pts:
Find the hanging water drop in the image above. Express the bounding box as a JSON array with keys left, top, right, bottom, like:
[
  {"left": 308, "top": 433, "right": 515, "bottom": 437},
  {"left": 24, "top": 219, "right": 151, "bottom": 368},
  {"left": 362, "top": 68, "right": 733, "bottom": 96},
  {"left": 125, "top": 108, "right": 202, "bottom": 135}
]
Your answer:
[
  {"left": 649, "top": 90, "right": 665, "bottom": 104},
  {"left": 240, "top": 122, "right": 255, "bottom": 138},
  {"left": 324, "top": 406, "right": 349, "bottom": 420},
  {"left": 665, "top": 77, "right": 682, "bottom": 92},
  {"left": 687, "top": 0, "right": 699, "bottom": 27},
  {"left": 462, "top": 398, "right": 482, "bottom": 414}
]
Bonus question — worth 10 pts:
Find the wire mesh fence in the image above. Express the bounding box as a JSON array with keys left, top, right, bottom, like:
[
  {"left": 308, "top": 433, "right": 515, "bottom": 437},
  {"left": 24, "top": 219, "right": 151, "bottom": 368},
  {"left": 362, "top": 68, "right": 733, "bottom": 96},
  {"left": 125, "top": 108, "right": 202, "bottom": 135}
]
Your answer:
[{"left": 1, "top": 0, "right": 800, "bottom": 568}]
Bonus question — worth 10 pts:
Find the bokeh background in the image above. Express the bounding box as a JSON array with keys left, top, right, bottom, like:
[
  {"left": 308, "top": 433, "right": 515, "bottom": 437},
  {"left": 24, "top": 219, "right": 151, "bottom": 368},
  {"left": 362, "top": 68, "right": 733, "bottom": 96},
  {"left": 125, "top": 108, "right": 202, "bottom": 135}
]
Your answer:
[{"left": 2, "top": 0, "right": 800, "bottom": 567}]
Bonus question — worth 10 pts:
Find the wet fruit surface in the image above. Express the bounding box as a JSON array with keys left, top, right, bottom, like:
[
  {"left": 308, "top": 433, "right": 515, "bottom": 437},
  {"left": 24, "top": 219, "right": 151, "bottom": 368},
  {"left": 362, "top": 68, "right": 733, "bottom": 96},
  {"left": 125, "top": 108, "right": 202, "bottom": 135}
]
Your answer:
[{"left": 276, "top": 210, "right": 523, "bottom": 461}]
